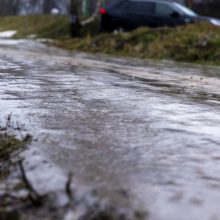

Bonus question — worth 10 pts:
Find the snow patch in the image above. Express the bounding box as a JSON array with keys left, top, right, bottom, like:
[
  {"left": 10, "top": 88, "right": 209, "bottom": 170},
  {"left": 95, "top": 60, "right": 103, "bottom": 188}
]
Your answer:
[{"left": 0, "top": 30, "right": 17, "bottom": 39}]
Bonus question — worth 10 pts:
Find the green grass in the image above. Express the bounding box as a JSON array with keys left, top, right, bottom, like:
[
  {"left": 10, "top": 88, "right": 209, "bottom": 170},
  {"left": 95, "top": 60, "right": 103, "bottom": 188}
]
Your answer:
[
  {"left": 0, "top": 15, "right": 220, "bottom": 64},
  {"left": 0, "top": 15, "right": 70, "bottom": 39},
  {"left": 148, "top": 23, "right": 220, "bottom": 63},
  {"left": 57, "top": 23, "right": 220, "bottom": 65}
]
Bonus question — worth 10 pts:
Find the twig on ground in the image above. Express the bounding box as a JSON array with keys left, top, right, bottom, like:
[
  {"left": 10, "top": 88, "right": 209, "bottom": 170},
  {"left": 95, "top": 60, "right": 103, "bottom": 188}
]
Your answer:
[
  {"left": 66, "top": 173, "right": 74, "bottom": 203},
  {"left": 18, "top": 160, "right": 44, "bottom": 206}
]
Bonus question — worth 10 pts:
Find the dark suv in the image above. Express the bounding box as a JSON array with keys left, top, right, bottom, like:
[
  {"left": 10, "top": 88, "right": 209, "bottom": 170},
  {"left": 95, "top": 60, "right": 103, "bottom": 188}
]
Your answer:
[{"left": 99, "top": 0, "right": 220, "bottom": 31}]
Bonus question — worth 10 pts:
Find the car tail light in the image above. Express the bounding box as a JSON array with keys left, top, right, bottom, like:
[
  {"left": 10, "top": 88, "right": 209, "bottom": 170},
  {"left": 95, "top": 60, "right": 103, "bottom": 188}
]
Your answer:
[{"left": 99, "top": 8, "right": 107, "bottom": 14}]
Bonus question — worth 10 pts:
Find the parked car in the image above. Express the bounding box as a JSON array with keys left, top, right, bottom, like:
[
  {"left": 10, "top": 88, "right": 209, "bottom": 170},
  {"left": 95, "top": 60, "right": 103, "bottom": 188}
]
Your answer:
[{"left": 99, "top": 0, "right": 220, "bottom": 32}]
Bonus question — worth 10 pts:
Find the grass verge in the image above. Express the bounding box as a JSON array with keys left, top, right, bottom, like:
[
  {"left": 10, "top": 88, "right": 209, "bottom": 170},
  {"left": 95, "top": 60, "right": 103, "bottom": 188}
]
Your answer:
[
  {"left": 57, "top": 22, "right": 220, "bottom": 65},
  {"left": 0, "top": 15, "right": 70, "bottom": 39},
  {"left": 0, "top": 15, "right": 220, "bottom": 64}
]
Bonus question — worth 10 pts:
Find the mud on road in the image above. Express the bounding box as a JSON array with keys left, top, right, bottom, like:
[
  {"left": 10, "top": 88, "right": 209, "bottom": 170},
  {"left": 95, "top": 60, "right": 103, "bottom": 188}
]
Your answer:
[{"left": 0, "top": 41, "right": 220, "bottom": 220}]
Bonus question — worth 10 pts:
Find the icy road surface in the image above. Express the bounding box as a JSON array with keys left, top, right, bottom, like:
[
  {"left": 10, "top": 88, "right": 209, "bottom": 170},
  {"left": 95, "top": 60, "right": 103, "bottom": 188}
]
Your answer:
[{"left": 0, "top": 41, "right": 220, "bottom": 220}]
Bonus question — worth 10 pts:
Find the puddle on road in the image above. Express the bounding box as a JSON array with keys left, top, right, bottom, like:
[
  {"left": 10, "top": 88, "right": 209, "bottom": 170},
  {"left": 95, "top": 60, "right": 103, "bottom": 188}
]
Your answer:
[{"left": 0, "top": 43, "right": 220, "bottom": 220}]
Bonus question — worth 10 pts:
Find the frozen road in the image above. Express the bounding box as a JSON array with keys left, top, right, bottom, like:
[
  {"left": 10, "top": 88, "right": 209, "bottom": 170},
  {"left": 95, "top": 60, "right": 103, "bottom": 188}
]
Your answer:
[{"left": 0, "top": 41, "right": 220, "bottom": 220}]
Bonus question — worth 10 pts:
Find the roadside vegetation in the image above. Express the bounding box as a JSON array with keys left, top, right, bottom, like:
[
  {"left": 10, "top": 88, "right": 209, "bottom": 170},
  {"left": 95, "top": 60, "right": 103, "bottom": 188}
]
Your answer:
[
  {"left": 58, "top": 22, "right": 220, "bottom": 65},
  {"left": 0, "top": 115, "right": 32, "bottom": 220},
  {"left": 0, "top": 15, "right": 69, "bottom": 39},
  {"left": 0, "top": 115, "right": 27, "bottom": 171},
  {"left": 0, "top": 15, "right": 220, "bottom": 65}
]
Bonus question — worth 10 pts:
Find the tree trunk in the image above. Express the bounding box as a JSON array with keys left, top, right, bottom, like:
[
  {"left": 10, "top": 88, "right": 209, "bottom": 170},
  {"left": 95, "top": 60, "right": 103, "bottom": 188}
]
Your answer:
[{"left": 69, "top": 0, "right": 80, "bottom": 37}]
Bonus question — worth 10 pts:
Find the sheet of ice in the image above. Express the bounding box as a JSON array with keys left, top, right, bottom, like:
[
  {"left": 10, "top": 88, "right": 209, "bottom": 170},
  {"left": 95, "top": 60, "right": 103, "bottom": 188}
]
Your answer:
[{"left": 0, "top": 39, "right": 26, "bottom": 45}]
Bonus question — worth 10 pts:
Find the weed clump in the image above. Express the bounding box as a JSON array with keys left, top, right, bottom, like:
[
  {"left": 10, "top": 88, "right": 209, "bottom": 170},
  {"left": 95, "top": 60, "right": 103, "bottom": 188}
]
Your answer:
[
  {"left": 0, "top": 116, "right": 32, "bottom": 219},
  {"left": 0, "top": 115, "right": 30, "bottom": 166},
  {"left": 0, "top": 134, "right": 24, "bottom": 162},
  {"left": 0, "top": 114, "right": 32, "bottom": 180}
]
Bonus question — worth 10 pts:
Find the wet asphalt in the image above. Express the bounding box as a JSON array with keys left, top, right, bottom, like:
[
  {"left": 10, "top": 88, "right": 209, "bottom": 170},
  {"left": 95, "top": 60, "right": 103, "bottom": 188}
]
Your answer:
[{"left": 0, "top": 41, "right": 220, "bottom": 220}]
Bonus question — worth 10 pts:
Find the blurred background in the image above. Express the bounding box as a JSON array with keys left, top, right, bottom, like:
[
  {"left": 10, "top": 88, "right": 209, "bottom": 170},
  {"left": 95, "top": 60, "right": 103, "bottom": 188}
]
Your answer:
[{"left": 0, "top": 0, "right": 219, "bottom": 18}]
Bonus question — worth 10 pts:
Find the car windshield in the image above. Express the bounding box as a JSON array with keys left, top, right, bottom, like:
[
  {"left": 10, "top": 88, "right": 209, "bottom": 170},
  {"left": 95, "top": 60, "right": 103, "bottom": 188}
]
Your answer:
[{"left": 174, "top": 3, "right": 197, "bottom": 17}]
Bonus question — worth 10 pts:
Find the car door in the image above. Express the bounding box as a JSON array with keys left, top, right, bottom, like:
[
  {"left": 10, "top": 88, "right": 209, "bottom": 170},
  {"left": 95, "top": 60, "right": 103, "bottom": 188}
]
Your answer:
[
  {"left": 154, "top": 2, "right": 183, "bottom": 27},
  {"left": 107, "top": 1, "right": 135, "bottom": 30},
  {"left": 124, "top": 1, "right": 156, "bottom": 29}
]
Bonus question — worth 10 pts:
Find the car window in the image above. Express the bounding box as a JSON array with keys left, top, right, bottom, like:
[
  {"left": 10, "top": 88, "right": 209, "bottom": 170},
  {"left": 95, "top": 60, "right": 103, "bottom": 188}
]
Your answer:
[
  {"left": 173, "top": 3, "right": 197, "bottom": 16},
  {"left": 129, "top": 1, "right": 155, "bottom": 13},
  {"left": 156, "top": 3, "right": 174, "bottom": 16}
]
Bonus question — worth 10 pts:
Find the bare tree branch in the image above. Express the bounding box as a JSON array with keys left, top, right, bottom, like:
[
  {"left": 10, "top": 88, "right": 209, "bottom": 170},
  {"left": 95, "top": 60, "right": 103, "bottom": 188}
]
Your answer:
[
  {"left": 80, "top": 0, "right": 102, "bottom": 26},
  {"left": 18, "top": 160, "right": 44, "bottom": 206}
]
